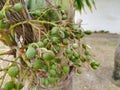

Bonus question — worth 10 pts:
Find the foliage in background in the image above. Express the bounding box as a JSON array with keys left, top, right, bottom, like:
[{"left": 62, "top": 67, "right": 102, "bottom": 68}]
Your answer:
[{"left": 74, "top": 0, "right": 96, "bottom": 12}]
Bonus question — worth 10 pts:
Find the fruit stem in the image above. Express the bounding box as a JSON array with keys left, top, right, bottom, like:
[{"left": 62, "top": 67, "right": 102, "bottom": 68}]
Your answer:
[
  {"left": 30, "top": 20, "right": 57, "bottom": 26},
  {"left": 9, "top": 20, "right": 28, "bottom": 32},
  {"left": 28, "top": 22, "right": 49, "bottom": 39},
  {"left": 1, "top": 0, "right": 10, "bottom": 11},
  {"left": 0, "top": 70, "right": 7, "bottom": 87},
  {"left": 21, "top": 54, "right": 32, "bottom": 68},
  {"left": 0, "top": 51, "right": 10, "bottom": 56}
]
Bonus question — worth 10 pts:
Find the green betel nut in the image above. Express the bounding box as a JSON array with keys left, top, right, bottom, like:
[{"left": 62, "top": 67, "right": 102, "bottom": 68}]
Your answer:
[
  {"left": 84, "top": 30, "right": 92, "bottom": 35},
  {"left": 13, "top": 3, "right": 23, "bottom": 12},
  {"left": 4, "top": 81, "right": 15, "bottom": 90},
  {"left": 72, "top": 43, "right": 78, "bottom": 49},
  {"left": 26, "top": 46, "right": 36, "bottom": 59},
  {"left": 8, "top": 66, "right": 19, "bottom": 77},
  {"left": 33, "top": 60, "right": 43, "bottom": 70},
  {"left": 43, "top": 51, "right": 55, "bottom": 60}
]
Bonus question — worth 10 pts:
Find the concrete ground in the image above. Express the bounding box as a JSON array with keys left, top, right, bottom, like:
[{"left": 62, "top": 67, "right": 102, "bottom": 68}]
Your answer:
[{"left": 73, "top": 33, "right": 120, "bottom": 90}]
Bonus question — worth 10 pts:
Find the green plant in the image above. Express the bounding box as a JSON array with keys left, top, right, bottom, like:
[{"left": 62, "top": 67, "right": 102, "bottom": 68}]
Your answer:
[
  {"left": 0, "top": 0, "right": 99, "bottom": 89},
  {"left": 13, "top": 3, "right": 23, "bottom": 12}
]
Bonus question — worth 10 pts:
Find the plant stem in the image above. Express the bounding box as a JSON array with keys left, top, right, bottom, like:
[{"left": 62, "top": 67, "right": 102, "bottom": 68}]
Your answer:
[
  {"left": 28, "top": 22, "right": 48, "bottom": 38},
  {"left": 21, "top": 54, "right": 32, "bottom": 68},
  {"left": 0, "top": 52, "right": 10, "bottom": 56},
  {"left": 0, "top": 70, "right": 7, "bottom": 87},
  {"left": 1, "top": 0, "right": 10, "bottom": 11},
  {"left": 9, "top": 21, "right": 28, "bottom": 31},
  {"left": 0, "top": 68, "right": 8, "bottom": 72},
  {"left": 30, "top": 20, "right": 57, "bottom": 26},
  {"left": 0, "top": 57, "right": 21, "bottom": 65},
  {"left": 10, "top": 19, "right": 57, "bottom": 31}
]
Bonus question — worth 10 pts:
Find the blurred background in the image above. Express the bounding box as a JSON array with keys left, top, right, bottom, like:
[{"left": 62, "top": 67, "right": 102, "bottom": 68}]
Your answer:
[
  {"left": 73, "top": 1, "right": 120, "bottom": 89},
  {"left": 75, "top": 0, "right": 120, "bottom": 34}
]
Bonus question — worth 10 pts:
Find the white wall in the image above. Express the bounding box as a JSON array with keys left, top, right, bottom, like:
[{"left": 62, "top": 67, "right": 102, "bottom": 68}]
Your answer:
[{"left": 75, "top": 0, "right": 120, "bottom": 33}]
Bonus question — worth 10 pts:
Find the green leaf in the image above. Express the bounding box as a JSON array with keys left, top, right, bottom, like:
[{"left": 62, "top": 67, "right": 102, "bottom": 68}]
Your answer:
[
  {"left": 74, "top": 0, "right": 95, "bottom": 12},
  {"left": 91, "top": 0, "right": 96, "bottom": 8},
  {"left": 74, "top": 0, "right": 84, "bottom": 12},
  {"left": 85, "top": 0, "right": 92, "bottom": 11}
]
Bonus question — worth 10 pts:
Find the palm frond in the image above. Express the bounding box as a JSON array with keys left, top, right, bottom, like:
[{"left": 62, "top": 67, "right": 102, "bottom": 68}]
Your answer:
[
  {"left": 74, "top": 0, "right": 96, "bottom": 12},
  {"left": 85, "top": 0, "right": 92, "bottom": 11}
]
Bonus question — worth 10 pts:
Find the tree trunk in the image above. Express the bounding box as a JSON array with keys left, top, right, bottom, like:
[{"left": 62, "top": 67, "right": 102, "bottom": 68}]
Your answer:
[
  {"left": 0, "top": 0, "right": 36, "bottom": 45},
  {"left": 112, "top": 44, "right": 120, "bottom": 86}
]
